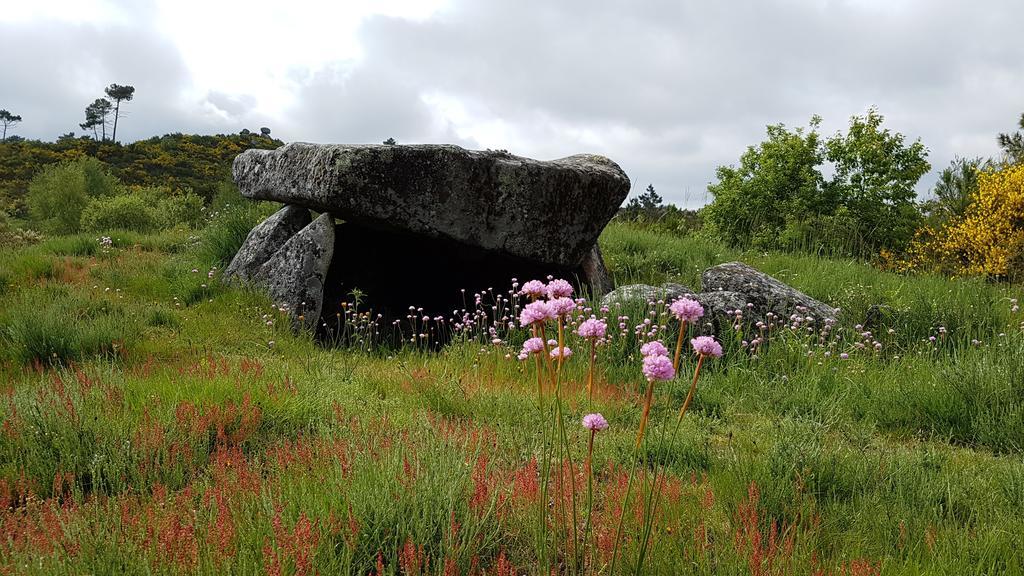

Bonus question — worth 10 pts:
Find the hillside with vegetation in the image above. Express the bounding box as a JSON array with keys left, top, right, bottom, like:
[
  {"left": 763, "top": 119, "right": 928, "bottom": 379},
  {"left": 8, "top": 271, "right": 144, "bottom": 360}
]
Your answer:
[{"left": 0, "top": 113, "right": 1023, "bottom": 574}]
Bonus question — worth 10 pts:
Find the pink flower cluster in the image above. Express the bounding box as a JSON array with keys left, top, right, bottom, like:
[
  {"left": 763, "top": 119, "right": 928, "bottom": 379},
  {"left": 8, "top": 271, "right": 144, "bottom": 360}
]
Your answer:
[
  {"left": 691, "top": 335, "right": 723, "bottom": 358},
  {"left": 582, "top": 413, "right": 609, "bottom": 431},
  {"left": 519, "top": 301, "right": 554, "bottom": 326},
  {"left": 640, "top": 341, "right": 668, "bottom": 357},
  {"left": 576, "top": 318, "right": 607, "bottom": 339},
  {"left": 642, "top": 354, "right": 675, "bottom": 382},
  {"left": 517, "top": 337, "right": 545, "bottom": 360},
  {"left": 670, "top": 298, "right": 704, "bottom": 322}
]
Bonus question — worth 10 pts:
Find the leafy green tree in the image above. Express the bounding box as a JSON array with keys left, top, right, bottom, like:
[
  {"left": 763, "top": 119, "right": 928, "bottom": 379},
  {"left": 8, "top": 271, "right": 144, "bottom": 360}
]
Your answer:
[
  {"left": 0, "top": 109, "right": 22, "bottom": 142},
  {"left": 704, "top": 117, "right": 825, "bottom": 249},
  {"left": 27, "top": 157, "right": 120, "bottom": 233},
  {"left": 921, "top": 157, "right": 982, "bottom": 227},
  {"left": 104, "top": 84, "right": 135, "bottom": 143},
  {"left": 80, "top": 98, "right": 112, "bottom": 141},
  {"left": 824, "top": 108, "right": 931, "bottom": 253},
  {"left": 997, "top": 113, "right": 1024, "bottom": 165},
  {"left": 705, "top": 109, "right": 929, "bottom": 256}
]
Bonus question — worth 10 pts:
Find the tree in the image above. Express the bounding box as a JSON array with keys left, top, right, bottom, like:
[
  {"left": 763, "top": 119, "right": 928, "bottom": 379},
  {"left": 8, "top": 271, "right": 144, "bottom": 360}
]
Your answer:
[
  {"left": 383, "top": 137, "right": 397, "bottom": 145},
  {"left": 80, "top": 98, "right": 112, "bottom": 141},
  {"left": 704, "top": 117, "right": 825, "bottom": 249},
  {"left": 921, "top": 157, "right": 982, "bottom": 226},
  {"left": 0, "top": 109, "right": 22, "bottom": 142},
  {"left": 997, "top": 113, "right": 1024, "bottom": 165},
  {"left": 704, "top": 109, "right": 929, "bottom": 256},
  {"left": 104, "top": 84, "right": 135, "bottom": 143},
  {"left": 623, "top": 184, "right": 664, "bottom": 220},
  {"left": 824, "top": 107, "right": 931, "bottom": 253}
]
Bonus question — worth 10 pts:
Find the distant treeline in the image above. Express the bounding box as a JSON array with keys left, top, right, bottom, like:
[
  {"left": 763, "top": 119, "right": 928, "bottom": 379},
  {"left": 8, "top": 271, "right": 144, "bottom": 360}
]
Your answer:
[{"left": 0, "top": 133, "right": 282, "bottom": 217}]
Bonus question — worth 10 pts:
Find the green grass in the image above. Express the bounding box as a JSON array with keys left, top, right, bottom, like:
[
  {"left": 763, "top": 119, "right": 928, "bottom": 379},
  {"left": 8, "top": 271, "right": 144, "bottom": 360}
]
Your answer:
[{"left": 0, "top": 220, "right": 1022, "bottom": 575}]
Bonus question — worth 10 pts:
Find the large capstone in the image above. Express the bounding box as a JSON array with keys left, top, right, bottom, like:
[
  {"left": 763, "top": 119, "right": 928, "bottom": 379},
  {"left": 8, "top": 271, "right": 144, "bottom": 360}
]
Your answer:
[{"left": 233, "top": 143, "right": 630, "bottom": 268}]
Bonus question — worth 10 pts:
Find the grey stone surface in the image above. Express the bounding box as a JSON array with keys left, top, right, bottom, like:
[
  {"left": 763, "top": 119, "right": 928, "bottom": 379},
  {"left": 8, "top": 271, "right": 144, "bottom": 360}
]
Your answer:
[
  {"left": 691, "top": 290, "right": 750, "bottom": 322},
  {"left": 601, "top": 282, "right": 694, "bottom": 308},
  {"left": 252, "top": 213, "right": 335, "bottom": 330},
  {"left": 701, "top": 262, "right": 838, "bottom": 321},
  {"left": 233, "top": 143, "right": 630, "bottom": 268},
  {"left": 580, "top": 245, "right": 614, "bottom": 298},
  {"left": 224, "top": 205, "right": 311, "bottom": 283}
]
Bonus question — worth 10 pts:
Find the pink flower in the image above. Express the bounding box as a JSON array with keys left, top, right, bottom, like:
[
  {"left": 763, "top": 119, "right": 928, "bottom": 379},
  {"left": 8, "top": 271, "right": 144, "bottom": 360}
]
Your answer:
[
  {"left": 519, "top": 280, "right": 547, "bottom": 298},
  {"left": 549, "top": 297, "right": 576, "bottom": 317},
  {"left": 640, "top": 341, "right": 669, "bottom": 357},
  {"left": 547, "top": 278, "right": 574, "bottom": 299},
  {"left": 642, "top": 354, "right": 675, "bottom": 381},
  {"left": 520, "top": 301, "right": 554, "bottom": 326},
  {"left": 669, "top": 298, "right": 704, "bottom": 322},
  {"left": 582, "top": 413, "right": 609, "bottom": 432},
  {"left": 690, "top": 336, "right": 723, "bottom": 358},
  {"left": 550, "top": 346, "right": 573, "bottom": 359},
  {"left": 577, "top": 318, "right": 607, "bottom": 339},
  {"left": 521, "top": 337, "right": 545, "bottom": 354}
]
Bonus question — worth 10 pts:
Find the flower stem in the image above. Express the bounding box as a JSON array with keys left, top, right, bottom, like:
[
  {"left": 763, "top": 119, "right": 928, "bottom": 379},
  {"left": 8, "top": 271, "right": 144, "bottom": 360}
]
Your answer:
[
  {"left": 672, "top": 320, "right": 688, "bottom": 372},
  {"left": 587, "top": 339, "right": 596, "bottom": 404},
  {"left": 636, "top": 380, "right": 655, "bottom": 449},
  {"left": 678, "top": 354, "right": 705, "bottom": 420}
]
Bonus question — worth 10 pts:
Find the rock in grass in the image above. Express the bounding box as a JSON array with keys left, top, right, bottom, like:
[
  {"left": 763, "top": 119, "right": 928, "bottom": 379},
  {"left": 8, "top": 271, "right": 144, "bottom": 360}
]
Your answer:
[
  {"left": 233, "top": 143, "right": 630, "bottom": 268},
  {"left": 701, "top": 262, "right": 838, "bottom": 321},
  {"left": 252, "top": 213, "right": 334, "bottom": 330},
  {"left": 601, "top": 283, "right": 694, "bottom": 308},
  {"left": 224, "top": 204, "right": 311, "bottom": 283}
]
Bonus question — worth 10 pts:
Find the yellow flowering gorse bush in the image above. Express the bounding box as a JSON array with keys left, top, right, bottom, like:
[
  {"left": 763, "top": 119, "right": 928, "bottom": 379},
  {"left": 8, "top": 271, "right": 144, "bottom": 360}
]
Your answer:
[{"left": 903, "top": 163, "right": 1024, "bottom": 277}]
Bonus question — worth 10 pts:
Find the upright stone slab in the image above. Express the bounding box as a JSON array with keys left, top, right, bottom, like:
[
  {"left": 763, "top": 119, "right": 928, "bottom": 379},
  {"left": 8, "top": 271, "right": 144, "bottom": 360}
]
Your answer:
[
  {"left": 232, "top": 143, "right": 630, "bottom": 268},
  {"left": 252, "top": 213, "right": 335, "bottom": 330},
  {"left": 224, "top": 205, "right": 311, "bottom": 283}
]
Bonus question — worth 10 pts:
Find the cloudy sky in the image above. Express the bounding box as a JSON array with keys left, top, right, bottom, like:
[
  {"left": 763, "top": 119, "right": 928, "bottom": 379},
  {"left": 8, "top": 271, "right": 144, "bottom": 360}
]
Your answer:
[{"left": 2, "top": 0, "right": 1022, "bottom": 206}]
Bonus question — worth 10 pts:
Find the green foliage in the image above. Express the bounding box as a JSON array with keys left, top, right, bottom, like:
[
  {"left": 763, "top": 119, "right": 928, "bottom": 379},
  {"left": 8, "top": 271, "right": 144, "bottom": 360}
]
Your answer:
[
  {"left": 26, "top": 157, "right": 119, "bottom": 233},
  {"left": 997, "top": 112, "right": 1024, "bottom": 165},
  {"left": 704, "top": 117, "right": 825, "bottom": 250},
  {"left": 921, "top": 157, "right": 982, "bottom": 227},
  {"left": 618, "top": 184, "right": 702, "bottom": 236},
  {"left": 80, "top": 193, "right": 158, "bottom": 233},
  {"left": 0, "top": 133, "right": 282, "bottom": 216},
  {"left": 0, "top": 109, "right": 22, "bottom": 142},
  {"left": 198, "top": 186, "right": 276, "bottom": 266},
  {"left": 0, "top": 285, "right": 139, "bottom": 366},
  {"left": 824, "top": 108, "right": 931, "bottom": 253},
  {"left": 704, "top": 109, "right": 930, "bottom": 257}
]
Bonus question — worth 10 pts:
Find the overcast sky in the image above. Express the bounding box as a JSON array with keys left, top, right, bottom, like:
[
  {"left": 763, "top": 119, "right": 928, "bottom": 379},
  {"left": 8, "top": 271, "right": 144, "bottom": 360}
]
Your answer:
[{"left": 2, "top": 0, "right": 1022, "bottom": 207}]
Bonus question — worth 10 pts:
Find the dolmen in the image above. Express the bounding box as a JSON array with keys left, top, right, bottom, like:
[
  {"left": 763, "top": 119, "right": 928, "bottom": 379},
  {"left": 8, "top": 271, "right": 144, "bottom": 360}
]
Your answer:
[{"left": 224, "top": 143, "right": 631, "bottom": 330}]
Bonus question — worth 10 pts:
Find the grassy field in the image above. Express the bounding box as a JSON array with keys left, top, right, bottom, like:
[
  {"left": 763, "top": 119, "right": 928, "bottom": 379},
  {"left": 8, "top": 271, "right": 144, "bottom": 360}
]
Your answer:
[{"left": 1, "top": 214, "right": 1023, "bottom": 575}]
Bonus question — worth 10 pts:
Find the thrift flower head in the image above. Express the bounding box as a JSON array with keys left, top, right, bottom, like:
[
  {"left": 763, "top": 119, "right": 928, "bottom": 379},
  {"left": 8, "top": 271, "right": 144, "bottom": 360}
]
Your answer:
[
  {"left": 520, "top": 301, "right": 554, "bottom": 326},
  {"left": 690, "top": 336, "right": 723, "bottom": 358},
  {"left": 521, "top": 337, "right": 545, "bottom": 354},
  {"left": 640, "top": 341, "right": 669, "bottom": 357},
  {"left": 669, "top": 298, "right": 704, "bottom": 322},
  {"left": 642, "top": 354, "right": 675, "bottom": 381},
  {"left": 547, "top": 278, "right": 574, "bottom": 299},
  {"left": 519, "top": 280, "right": 547, "bottom": 298},
  {"left": 577, "top": 318, "right": 607, "bottom": 339},
  {"left": 549, "top": 297, "right": 576, "bottom": 317},
  {"left": 582, "top": 413, "right": 609, "bottom": 432},
  {"left": 550, "top": 346, "right": 573, "bottom": 359}
]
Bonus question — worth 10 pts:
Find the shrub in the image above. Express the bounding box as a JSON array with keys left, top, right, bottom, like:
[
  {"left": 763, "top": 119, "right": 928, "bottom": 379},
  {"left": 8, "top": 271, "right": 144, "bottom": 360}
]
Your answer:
[
  {"left": 80, "top": 193, "right": 159, "bottom": 233},
  {"left": 704, "top": 109, "right": 929, "bottom": 257},
  {"left": 901, "top": 163, "right": 1024, "bottom": 278},
  {"left": 26, "top": 157, "right": 120, "bottom": 233}
]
